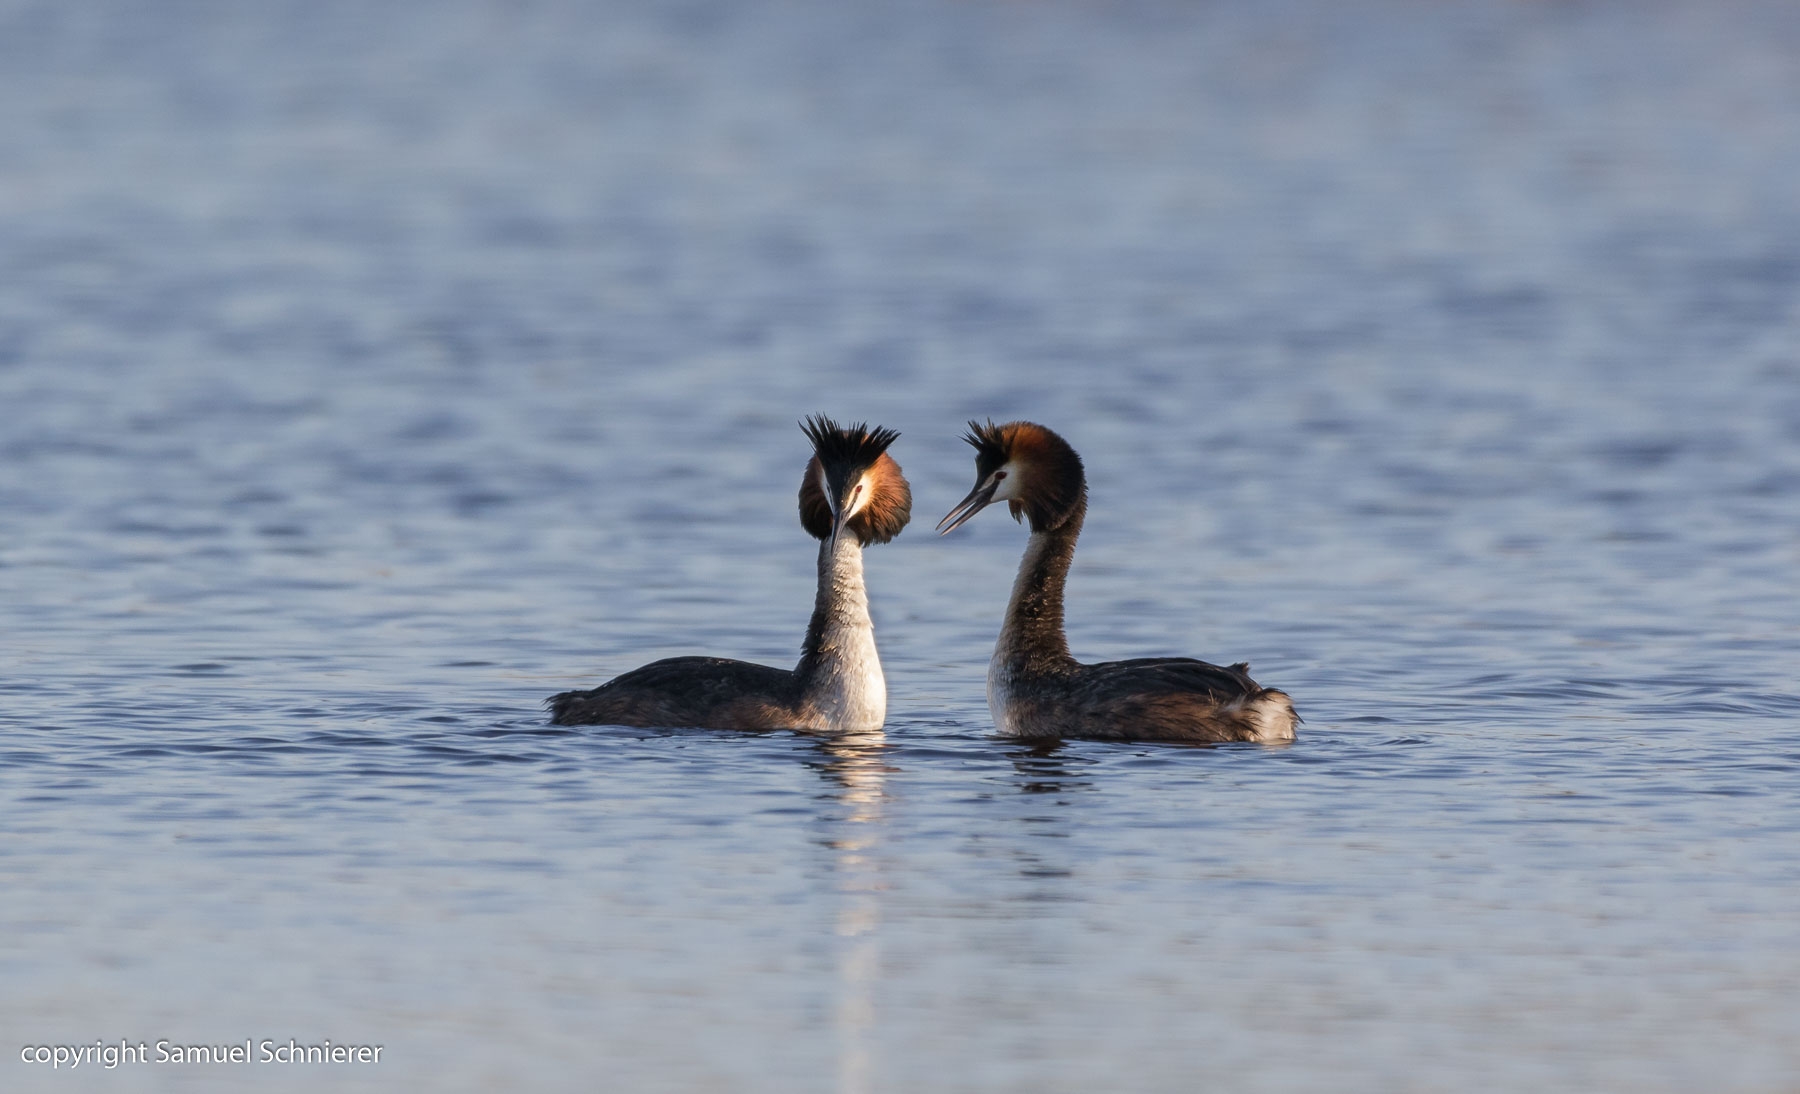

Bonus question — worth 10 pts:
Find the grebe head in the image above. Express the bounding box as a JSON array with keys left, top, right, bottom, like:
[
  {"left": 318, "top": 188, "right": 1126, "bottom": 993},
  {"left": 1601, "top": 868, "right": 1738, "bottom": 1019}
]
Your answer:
[
  {"left": 936, "top": 419, "right": 1085, "bottom": 535},
  {"left": 798, "top": 415, "right": 912, "bottom": 550}
]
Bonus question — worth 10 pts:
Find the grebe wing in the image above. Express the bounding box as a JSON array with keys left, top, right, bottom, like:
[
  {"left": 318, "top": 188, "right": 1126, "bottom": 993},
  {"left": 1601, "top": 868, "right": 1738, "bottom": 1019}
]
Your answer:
[
  {"left": 548, "top": 656, "right": 801, "bottom": 726},
  {"left": 1073, "top": 657, "right": 1263, "bottom": 703},
  {"left": 1061, "top": 657, "right": 1296, "bottom": 742},
  {"left": 603, "top": 656, "right": 792, "bottom": 691}
]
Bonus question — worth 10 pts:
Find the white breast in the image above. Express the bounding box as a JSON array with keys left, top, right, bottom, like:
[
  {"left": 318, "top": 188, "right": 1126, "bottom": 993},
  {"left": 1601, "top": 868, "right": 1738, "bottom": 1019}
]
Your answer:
[
  {"left": 811, "top": 623, "right": 886, "bottom": 732},
  {"left": 985, "top": 659, "right": 1021, "bottom": 737}
]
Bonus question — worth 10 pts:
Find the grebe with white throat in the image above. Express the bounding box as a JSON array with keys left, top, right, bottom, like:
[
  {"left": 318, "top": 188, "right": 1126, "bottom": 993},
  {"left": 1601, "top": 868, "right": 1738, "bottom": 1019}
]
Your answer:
[{"left": 549, "top": 416, "right": 911, "bottom": 731}]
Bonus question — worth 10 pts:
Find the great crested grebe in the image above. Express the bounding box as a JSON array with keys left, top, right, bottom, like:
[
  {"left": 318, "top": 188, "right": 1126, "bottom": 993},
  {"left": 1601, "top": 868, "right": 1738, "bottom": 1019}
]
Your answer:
[
  {"left": 937, "top": 420, "right": 1298, "bottom": 743},
  {"left": 549, "top": 416, "right": 911, "bottom": 731}
]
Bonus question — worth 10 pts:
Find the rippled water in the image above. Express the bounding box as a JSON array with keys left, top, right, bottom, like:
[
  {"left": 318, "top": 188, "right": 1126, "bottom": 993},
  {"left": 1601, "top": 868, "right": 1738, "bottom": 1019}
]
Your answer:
[{"left": 5, "top": 1, "right": 1800, "bottom": 1090}]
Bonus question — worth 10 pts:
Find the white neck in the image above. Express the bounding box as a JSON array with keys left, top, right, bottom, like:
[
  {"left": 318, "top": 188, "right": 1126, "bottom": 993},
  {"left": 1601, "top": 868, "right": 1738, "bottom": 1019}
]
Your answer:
[{"left": 800, "top": 537, "right": 886, "bottom": 731}]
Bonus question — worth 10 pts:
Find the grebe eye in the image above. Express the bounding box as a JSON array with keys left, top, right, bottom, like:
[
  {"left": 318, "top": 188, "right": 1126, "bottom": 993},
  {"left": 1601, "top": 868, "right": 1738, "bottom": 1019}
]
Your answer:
[{"left": 994, "top": 471, "right": 1007, "bottom": 480}]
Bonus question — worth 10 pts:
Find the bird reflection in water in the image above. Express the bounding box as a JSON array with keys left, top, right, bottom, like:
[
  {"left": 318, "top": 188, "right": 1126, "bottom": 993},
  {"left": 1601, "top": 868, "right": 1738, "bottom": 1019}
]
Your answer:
[
  {"left": 810, "top": 730, "right": 890, "bottom": 1094},
  {"left": 1008, "top": 740, "right": 1097, "bottom": 797},
  {"left": 1003, "top": 743, "right": 1095, "bottom": 885}
]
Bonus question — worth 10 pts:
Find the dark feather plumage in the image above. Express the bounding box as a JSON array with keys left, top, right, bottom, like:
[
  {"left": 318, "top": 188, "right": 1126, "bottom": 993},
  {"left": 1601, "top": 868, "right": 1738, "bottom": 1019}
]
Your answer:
[
  {"left": 962, "top": 418, "right": 1010, "bottom": 479},
  {"left": 548, "top": 657, "right": 806, "bottom": 729},
  {"left": 803, "top": 415, "right": 900, "bottom": 469},
  {"left": 1077, "top": 657, "right": 1263, "bottom": 702},
  {"left": 1001, "top": 659, "right": 1297, "bottom": 742}
]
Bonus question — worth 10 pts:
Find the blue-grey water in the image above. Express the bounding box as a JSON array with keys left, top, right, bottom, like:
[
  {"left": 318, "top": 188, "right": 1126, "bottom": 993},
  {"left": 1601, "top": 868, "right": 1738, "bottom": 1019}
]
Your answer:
[{"left": 4, "top": 1, "right": 1800, "bottom": 1090}]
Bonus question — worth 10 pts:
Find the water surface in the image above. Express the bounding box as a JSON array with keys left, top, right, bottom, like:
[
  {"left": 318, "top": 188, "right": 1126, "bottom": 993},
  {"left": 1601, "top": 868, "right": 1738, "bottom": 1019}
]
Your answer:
[{"left": 4, "top": 1, "right": 1800, "bottom": 1090}]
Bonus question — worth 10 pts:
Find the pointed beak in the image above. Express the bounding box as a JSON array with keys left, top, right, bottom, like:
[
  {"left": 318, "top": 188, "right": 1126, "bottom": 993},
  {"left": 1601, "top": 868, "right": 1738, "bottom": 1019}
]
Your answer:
[
  {"left": 936, "top": 478, "right": 998, "bottom": 535},
  {"left": 829, "top": 502, "right": 852, "bottom": 553},
  {"left": 826, "top": 477, "right": 861, "bottom": 553}
]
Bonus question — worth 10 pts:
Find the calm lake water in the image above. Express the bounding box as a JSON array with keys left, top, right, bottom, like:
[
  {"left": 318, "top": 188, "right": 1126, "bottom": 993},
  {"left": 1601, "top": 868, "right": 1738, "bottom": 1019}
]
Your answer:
[{"left": 4, "top": 1, "right": 1800, "bottom": 1090}]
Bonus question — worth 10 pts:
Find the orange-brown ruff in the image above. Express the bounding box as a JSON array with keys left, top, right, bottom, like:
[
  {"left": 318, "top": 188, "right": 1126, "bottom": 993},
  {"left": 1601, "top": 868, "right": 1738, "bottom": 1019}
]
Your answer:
[
  {"left": 937, "top": 420, "right": 1298, "bottom": 743},
  {"left": 549, "top": 416, "right": 911, "bottom": 730}
]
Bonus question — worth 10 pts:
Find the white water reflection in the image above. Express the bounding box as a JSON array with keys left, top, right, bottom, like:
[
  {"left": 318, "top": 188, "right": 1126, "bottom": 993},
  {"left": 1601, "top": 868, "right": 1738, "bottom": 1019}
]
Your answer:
[{"left": 819, "top": 731, "right": 889, "bottom": 1094}]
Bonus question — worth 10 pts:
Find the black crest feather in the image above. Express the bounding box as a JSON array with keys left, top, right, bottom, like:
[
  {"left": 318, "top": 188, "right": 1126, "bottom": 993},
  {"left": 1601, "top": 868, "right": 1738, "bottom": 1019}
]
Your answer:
[
  {"left": 803, "top": 415, "right": 900, "bottom": 471},
  {"left": 963, "top": 419, "right": 1010, "bottom": 479}
]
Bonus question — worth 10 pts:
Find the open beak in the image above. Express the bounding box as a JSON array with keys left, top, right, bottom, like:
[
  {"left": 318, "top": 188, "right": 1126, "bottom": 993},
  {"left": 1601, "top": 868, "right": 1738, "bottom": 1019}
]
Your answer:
[{"left": 936, "top": 478, "right": 998, "bottom": 535}]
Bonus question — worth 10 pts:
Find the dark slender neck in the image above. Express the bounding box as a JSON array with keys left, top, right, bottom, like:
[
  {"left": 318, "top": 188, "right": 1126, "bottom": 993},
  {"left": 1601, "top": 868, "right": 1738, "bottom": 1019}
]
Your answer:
[
  {"left": 996, "top": 495, "right": 1085, "bottom": 672},
  {"left": 798, "top": 536, "right": 873, "bottom": 675}
]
